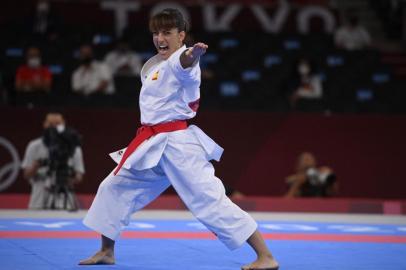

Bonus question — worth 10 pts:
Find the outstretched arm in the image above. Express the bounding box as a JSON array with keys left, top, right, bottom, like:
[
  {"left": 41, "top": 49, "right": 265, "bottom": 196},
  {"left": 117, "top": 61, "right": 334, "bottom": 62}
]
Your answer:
[{"left": 180, "top": 42, "right": 208, "bottom": 69}]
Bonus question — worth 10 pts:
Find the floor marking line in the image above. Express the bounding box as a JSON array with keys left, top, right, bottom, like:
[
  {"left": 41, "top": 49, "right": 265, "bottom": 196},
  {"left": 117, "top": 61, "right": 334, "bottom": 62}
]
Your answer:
[{"left": 1, "top": 231, "right": 406, "bottom": 243}]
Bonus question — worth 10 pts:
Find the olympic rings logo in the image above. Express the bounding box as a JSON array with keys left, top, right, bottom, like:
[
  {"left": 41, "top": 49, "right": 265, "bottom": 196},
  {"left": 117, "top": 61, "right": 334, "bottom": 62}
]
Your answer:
[{"left": 0, "top": 137, "right": 21, "bottom": 191}]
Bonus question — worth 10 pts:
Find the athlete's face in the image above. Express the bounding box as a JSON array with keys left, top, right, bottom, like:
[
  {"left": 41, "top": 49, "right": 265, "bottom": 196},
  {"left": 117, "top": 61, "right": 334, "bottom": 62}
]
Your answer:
[{"left": 152, "top": 28, "right": 185, "bottom": 60}]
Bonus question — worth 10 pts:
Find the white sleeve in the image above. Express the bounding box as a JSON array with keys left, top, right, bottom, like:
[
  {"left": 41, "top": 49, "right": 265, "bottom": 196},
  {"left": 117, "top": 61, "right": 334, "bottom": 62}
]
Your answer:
[
  {"left": 21, "top": 141, "right": 36, "bottom": 169},
  {"left": 71, "top": 68, "right": 82, "bottom": 92},
  {"left": 72, "top": 147, "right": 85, "bottom": 174},
  {"left": 99, "top": 63, "right": 113, "bottom": 81},
  {"left": 104, "top": 53, "right": 116, "bottom": 74},
  {"left": 297, "top": 77, "right": 323, "bottom": 98},
  {"left": 168, "top": 47, "right": 201, "bottom": 84}
]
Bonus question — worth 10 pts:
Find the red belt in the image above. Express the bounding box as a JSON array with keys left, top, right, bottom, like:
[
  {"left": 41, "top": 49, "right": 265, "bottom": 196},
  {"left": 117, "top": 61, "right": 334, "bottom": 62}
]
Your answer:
[{"left": 113, "top": 120, "right": 188, "bottom": 175}]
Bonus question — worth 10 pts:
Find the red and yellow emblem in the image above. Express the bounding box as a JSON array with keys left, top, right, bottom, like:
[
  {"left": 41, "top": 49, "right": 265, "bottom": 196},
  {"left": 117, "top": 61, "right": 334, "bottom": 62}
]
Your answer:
[{"left": 152, "top": 71, "right": 159, "bottom": 80}]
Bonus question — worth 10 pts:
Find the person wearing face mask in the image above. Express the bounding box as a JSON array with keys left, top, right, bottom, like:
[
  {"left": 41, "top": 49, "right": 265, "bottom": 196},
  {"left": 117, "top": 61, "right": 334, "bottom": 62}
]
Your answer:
[
  {"left": 71, "top": 44, "right": 115, "bottom": 96},
  {"left": 289, "top": 58, "right": 323, "bottom": 110},
  {"left": 21, "top": 112, "right": 85, "bottom": 210},
  {"left": 15, "top": 46, "right": 52, "bottom": 93},
  {"left": 79, "top": 8, "right": 279, "bottom": 270},
  {"left": 104, "top": 38, "right": 142, "bottom": 77}
]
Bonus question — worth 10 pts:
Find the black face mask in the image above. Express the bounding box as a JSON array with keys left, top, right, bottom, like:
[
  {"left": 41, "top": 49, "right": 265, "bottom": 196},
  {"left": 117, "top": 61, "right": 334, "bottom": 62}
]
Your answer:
[{"left": 81, "top": 57, "right": 93, "bottom": 65}]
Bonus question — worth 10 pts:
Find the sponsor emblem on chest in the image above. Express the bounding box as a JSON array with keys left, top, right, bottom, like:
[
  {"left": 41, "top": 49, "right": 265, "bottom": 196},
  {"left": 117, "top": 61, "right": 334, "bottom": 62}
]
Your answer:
[{"left": 151, "top": 70, "right": 159, "bottom": 80}]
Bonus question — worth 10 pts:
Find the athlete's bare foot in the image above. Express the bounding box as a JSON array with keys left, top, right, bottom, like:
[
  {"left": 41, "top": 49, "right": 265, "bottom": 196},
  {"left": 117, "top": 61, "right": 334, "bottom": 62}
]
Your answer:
[
  {"left": 78, "top": 250, "right": 115, "bottom": 265},
  {"left": 244, "top": 229, "right": 279, "bottom": 270},
  {"left": 241, "top": 254, "right": 279, "bottom": 270}
]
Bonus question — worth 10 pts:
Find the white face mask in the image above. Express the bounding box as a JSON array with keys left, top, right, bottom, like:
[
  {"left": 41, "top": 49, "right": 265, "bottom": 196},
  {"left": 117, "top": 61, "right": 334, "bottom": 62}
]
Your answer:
[
  {"left": 56, "top": 124, "right": 65, "bottom": 133},
  {"left": 28, "top": 57, "right": 41, "bottom": 68},
  {"left": 298, "top": 64, "right": 310, "bottom": 75}
]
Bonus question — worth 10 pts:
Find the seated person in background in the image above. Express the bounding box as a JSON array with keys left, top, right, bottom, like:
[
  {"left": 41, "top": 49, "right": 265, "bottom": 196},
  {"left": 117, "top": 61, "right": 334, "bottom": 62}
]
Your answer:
[
  {"left": 285, "top": 152, "right": 338, "bottom": 198},
  {"left": 104, "top": 38, "right": 142, "bottom": 77},
  {"left": 334, "top": 14, "right": 371, "bottom": 51},
  {"left": 288, "top": 58, "right": 323, "bottom": 109},
  {"left": 71, "top": 44, "right": 114, "bottom": 95},
  {"left": 15, "top": 46, "right": 52, "bottom": 93}
]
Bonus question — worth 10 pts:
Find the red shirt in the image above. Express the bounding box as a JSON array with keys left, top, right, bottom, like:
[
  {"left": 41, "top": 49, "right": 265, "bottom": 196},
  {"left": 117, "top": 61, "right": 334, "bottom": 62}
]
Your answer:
[{"left": 15, "top": 65, "right": 52, "bottom": 92}]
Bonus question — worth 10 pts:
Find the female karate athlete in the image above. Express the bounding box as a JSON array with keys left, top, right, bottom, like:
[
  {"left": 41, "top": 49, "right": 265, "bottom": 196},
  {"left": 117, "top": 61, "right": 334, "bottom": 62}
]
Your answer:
[{"left": 79, "top": 8, "right": 279, "bottom": 270}]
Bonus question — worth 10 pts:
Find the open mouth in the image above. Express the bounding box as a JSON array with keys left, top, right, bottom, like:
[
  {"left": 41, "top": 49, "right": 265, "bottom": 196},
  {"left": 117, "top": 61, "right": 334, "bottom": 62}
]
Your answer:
[{"left": 158, "top": 45, "right": 169, "bottom": 53}]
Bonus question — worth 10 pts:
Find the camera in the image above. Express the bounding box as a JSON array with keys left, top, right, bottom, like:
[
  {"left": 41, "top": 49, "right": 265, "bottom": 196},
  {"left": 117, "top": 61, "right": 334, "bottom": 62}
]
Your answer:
[
  {"left": 306, "top": 168, "right": 336, "bottom": 187},
  {"left": 302, "top": 167, "right": 337, "bottom": 197},
  {"left": 42, "top": 126, "right": 81, "bottom": 209}
]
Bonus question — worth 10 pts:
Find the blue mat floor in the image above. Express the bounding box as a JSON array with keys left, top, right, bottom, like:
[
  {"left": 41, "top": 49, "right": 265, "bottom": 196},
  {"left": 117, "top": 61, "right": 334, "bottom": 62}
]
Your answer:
[
  {"left": 1, "top": 219, "right": 406, "bottom": 270},
  {"left": 2, "top": 238, "right": 406, "bottom": 270}
]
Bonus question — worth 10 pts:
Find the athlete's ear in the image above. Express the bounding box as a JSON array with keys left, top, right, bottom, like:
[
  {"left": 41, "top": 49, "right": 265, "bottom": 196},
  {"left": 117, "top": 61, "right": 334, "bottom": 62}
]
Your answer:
[{"left": 179, "top": 31, "right": 186, "bottom": 43}]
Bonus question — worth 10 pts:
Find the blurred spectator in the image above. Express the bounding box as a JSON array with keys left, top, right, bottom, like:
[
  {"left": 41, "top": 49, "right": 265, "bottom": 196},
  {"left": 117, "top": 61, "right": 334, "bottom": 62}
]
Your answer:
[
  {"left": 21, "top": 112, "right": 85, "bottom": 210},
  {"left": 25, "top": 0, "right": 62, "bottom": 40},
  {"left": 104, "top": 39, "right": 142, "bottom": 77},
  {"left": 334, "top": 14, "right": 371, "bottom": 50},
  {"left": 370, "top": 0, "right": 404, "bottom": 39},
  {"left": 288, "top": 58, "right": 323, "bottom": 109},
  {"left": 15, "top": 46, "right": 52, "bottom": 93},
  {"left": 284, "top": 152, "right": 338, "bottom": 198},
  {"left": 72, "top": 44, "right": 115, "bottom": 95}
]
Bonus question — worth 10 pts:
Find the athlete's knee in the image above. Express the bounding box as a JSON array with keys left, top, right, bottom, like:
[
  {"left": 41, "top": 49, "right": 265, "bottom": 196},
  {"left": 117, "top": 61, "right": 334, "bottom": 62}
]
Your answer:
[
  {"left": 194, "top": 179, "right": 226, "bottom": 205},
  {"left": 190, "top": 192, "right": 227, "bottom": 220}
]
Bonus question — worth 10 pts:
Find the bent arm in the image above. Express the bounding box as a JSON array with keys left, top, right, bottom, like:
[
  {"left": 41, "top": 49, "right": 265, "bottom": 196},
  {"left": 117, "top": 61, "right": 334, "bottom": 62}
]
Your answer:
[{"left": 23, "top": 161, "right": 41, "bottom": 180}]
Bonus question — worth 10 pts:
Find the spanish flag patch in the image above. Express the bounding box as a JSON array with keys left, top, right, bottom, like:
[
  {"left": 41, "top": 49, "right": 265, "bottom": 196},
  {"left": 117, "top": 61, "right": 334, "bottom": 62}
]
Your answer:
[{"left": 152, "top": 71, "right": 159, "bottom": 80}]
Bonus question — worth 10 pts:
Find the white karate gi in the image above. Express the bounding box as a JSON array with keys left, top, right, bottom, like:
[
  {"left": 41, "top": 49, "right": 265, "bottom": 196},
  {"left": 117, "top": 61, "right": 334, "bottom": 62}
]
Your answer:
[{"left": 83, "top": 45, "right": 257, "bottom": 250}]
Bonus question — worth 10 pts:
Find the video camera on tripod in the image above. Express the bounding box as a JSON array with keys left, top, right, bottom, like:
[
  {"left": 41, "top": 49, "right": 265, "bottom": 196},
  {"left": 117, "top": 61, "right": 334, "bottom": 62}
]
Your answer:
[{"left": 42, "top": 125, "right": 81, "bottom": 210}]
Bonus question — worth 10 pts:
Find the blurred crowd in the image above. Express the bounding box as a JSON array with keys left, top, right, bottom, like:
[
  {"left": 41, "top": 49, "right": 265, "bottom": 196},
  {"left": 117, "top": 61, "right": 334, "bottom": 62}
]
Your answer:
[
  {"left": 6, "top": 0, "right": 406, "bottom": 205},
  {"left": 0, "top": 0, "right": 405, "bottom": 113}
]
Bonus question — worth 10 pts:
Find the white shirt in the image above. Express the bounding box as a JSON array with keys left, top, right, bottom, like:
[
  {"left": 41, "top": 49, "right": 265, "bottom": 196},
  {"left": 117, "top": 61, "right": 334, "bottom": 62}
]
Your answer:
[
  {"left": 296, "top": 75, "right": 323, "bottom": 99},
  {"left": 72, "top": 61, "right": 115, "bottom": 95},
  {"left": 334, "top": 26, "right": 371, "bottom": 50},
  {"left": 104, "top": 50, "right": 142, "bottom": 76},
  {"left": 139, "top": 45, "right": 201, "bottom": 125}
]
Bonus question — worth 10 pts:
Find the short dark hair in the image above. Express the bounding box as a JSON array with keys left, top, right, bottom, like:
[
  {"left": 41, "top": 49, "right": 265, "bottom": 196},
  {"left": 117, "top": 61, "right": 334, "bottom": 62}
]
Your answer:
[
  {"left": 45, "top": 110, "right": 64, "bottom": 119},
  {"left": 149, "top": 8, "right": 187, "bottom": 33}
]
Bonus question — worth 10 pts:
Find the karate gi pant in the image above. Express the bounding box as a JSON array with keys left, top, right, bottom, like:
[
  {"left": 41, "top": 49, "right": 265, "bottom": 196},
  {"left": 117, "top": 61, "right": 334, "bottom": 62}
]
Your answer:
[{"left": 83, "top": 131, "right": 257, "bottom": 250}]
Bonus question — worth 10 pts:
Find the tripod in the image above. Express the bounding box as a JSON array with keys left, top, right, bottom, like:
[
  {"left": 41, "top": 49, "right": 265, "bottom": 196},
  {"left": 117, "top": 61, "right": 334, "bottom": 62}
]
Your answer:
[{"left": 46, "top": 171, "right": 79, "bottom": 211}]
